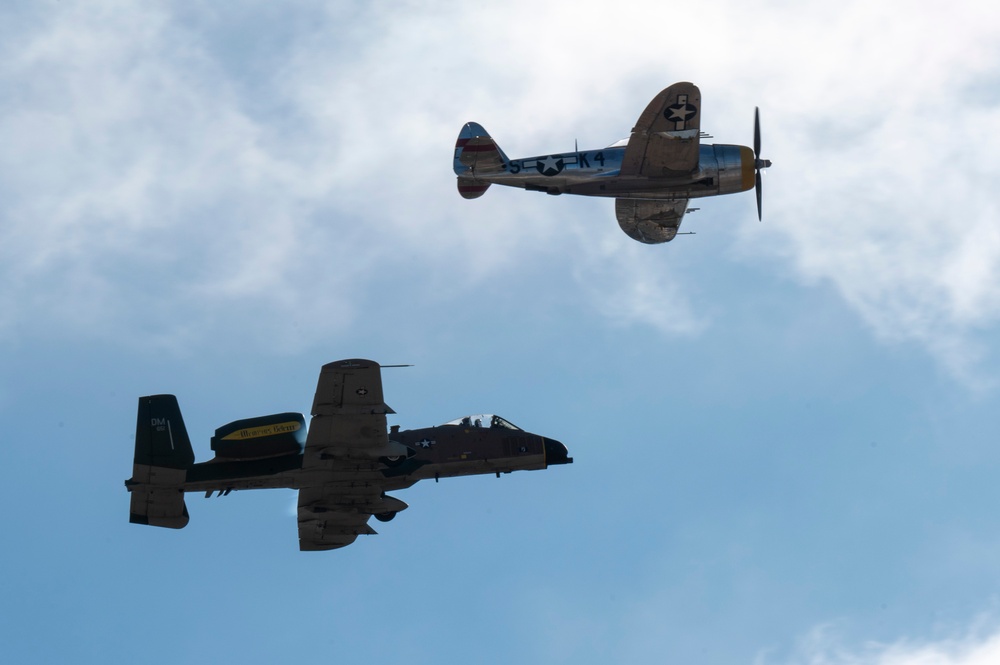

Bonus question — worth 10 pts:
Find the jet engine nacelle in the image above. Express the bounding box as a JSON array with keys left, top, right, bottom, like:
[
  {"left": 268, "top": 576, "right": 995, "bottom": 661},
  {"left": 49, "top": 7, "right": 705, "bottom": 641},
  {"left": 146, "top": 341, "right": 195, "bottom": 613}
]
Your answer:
[{"left": 211, "top": 412, "right": 306, "bottom": 460}]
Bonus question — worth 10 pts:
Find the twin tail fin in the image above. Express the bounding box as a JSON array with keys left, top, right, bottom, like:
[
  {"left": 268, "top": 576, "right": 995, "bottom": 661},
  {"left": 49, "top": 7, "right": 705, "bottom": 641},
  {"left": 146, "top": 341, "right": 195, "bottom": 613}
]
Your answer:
[{"left": 126, "top": 395, "right": 195, "bottom": 529}]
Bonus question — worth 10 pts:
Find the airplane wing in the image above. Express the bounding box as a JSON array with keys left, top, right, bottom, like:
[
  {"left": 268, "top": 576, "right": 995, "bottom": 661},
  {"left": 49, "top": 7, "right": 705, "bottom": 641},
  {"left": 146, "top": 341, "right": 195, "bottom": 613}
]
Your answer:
[
  {"left": 620, "top": 82, "right": 702, "bottom": 177},
  {"left": 297, "top": 484, "right": 379, "bottom": 551},
  {"left": 615, "top": 198, "right": 689, "bottom": 244},
  {"left": 303, "top": 359, "right": 395, "bottom": 466}
]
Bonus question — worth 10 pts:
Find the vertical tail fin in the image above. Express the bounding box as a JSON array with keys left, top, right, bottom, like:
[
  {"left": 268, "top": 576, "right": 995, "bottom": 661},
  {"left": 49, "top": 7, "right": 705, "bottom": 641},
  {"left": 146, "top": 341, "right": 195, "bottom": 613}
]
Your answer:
[
  {"left": 134, "top": 395, "right": 195, "bottom": 469},
  {"left": 126, "top": 395, "right": 195, "bottom": 529},
  {"left": 454, "top": 122, "right": 508, "bottom": 198}
]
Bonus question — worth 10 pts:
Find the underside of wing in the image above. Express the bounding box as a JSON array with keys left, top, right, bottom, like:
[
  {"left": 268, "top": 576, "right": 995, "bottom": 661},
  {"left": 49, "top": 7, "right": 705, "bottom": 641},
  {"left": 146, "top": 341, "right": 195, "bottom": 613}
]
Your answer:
[
  {"left": 621, "top": 82, "right": 702, "bottom": 177},
  {"left": 304, "top": 359, "right": 396, "bottom": 466},
  {"left": 615, "top": 198, "right": 689, "bottom": 244},
  {"left": 297, "top": 485, "right": 379, "bottom": 551}
]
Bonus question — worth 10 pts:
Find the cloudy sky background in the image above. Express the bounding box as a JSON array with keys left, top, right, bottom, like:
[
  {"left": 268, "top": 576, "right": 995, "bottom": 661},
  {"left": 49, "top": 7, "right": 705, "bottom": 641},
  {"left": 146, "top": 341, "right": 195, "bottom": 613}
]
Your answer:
[{"left": 2, "top": 1, "right": 1000, "bottom": 663}]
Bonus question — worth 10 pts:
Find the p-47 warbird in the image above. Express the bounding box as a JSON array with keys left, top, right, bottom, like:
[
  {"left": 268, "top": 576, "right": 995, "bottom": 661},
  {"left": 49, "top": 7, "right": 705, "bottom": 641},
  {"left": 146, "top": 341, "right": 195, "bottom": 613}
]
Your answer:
[
  {"left": 125, "top": 359, "right": 572, "bottom": 551},
  {"left": 453, "top": 82, "right": 772, "bottom": 244}
]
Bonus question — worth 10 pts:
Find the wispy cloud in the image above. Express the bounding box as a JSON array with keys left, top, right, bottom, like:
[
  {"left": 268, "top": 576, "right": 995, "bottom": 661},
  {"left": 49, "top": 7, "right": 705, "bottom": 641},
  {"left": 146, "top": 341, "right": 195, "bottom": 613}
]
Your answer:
[
  {"left": 760, "top": 620, "right": 1000, "bottom": 665},
  {"left": 2, "top": 1, "right": 999, "bottom": 378},
  {"left": 730, "top": 4, "right": 1000, "bottom": 383}
]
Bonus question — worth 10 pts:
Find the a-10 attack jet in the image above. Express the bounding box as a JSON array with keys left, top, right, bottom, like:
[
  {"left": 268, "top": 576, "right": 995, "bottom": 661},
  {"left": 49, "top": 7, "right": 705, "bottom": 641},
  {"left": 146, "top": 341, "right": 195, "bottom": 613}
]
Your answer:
[
  {"left": 453, "top": 81, "right": 772, "bottom": 244},
  {"left": 125, "top": 359, "right": 572, "bottom": 551}
]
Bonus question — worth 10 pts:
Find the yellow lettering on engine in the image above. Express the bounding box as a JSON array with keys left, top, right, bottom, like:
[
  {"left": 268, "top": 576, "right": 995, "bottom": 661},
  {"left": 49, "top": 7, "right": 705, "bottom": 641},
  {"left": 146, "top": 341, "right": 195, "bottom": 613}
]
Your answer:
[{"left": 222, "top": 421, "right": 302, "bottom": 440}]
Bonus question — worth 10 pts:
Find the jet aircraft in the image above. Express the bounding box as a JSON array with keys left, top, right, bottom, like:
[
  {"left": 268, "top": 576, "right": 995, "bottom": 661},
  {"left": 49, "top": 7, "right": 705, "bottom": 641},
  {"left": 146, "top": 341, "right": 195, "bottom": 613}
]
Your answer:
[
  {"left": 453, "top": 82, "right": 772, "bottom": 244},
  {"left": 125, "top": 359, "right": 572, "bottom": 551}
]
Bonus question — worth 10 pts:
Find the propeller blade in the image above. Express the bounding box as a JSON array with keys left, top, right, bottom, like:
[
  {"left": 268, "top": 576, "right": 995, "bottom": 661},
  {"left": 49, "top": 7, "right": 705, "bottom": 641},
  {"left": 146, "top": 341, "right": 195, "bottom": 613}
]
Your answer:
[
  {"left": 754, "top": 106, "right": 761, "bottom": 158},
  {"left": 755, "top": 171, "right": 762, "bottom": 221}
]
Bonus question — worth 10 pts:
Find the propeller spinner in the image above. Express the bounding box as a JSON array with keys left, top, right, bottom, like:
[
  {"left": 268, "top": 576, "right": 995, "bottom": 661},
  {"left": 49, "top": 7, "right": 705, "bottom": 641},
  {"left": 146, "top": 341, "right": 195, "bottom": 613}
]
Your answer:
[{"left": 753, "top": 107, "right": 772, "bottom": 221}]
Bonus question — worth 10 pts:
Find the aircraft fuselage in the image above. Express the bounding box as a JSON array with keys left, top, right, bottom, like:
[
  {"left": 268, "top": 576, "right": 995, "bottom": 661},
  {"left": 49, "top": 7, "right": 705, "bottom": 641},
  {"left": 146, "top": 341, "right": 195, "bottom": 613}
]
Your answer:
[
  {"left": 156, "top": 421, "right": 571, "bottom": 496},
  {"left": 471, "top": 144, "right": 755, "bottom": 200}
]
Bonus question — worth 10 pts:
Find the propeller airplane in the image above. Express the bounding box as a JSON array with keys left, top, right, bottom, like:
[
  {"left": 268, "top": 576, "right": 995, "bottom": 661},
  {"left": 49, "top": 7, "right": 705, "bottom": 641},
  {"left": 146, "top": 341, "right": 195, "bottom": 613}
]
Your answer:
[{"left": 453, "top": 82, "right": 772, "bottom": 244}]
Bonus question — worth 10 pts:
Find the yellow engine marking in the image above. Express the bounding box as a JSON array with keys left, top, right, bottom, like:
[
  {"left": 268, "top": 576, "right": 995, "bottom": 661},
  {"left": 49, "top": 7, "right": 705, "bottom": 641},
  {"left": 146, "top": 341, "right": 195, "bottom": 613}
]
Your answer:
[
  {"left": 740, "top": 146, "right": 756, "bottom": 192},
  {"left": 222, "top": 421, "right": 302, "bottom": 440}
]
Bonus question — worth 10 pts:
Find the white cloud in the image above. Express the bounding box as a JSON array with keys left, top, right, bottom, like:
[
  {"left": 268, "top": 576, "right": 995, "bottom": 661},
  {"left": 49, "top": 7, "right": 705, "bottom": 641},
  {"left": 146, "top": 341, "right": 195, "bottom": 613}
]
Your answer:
[
  {"left": 284, "top": 0, "right": 1000, "bottom": 378},
  {"left": 762, "top": 621, "right": 1000, "bottom": 665},
  {"left": 728, "top": 3, "right": 1000, "bottom": 382},
  {"left": 2, "top": 1, "right": 1000, "bottom": 377},
  {"left": 0, "top": 2, "right": 375, "bottom": 349},
  {"left": 570, "top": 229, "right": 709, "bottom": 336}
]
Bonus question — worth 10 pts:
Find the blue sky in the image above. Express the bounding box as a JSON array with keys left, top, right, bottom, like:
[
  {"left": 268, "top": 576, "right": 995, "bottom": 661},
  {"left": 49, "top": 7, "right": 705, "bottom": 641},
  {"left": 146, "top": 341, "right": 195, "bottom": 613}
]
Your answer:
[{"left": 3, "top": 1, "right": 1000, "bottom": 663}]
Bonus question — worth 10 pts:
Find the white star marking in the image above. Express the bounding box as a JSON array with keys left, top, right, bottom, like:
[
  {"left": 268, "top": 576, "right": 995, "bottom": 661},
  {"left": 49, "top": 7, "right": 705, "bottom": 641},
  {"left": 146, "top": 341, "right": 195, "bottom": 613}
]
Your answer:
[
  {"left": 666, "top": 105, "right": 689, "bottom": 121},
  {"left": 418, "top": 438, "right": 435, "bottom": 448},
  {"left": 539, "top": 155, "right": 561, "bottom": 173}
]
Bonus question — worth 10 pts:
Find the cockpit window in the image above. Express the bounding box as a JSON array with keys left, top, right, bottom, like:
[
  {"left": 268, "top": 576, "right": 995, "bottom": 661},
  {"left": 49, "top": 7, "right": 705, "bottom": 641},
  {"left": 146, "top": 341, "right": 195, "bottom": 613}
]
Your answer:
[
  {"left": 489, "top": 415, "right": 521, "bottom": 430},
  {"left": 607, "top": 138, "right": 629, "bottom": 148},
  {"left": 443, "top": 414, "right": 523, "bottom": 431}
]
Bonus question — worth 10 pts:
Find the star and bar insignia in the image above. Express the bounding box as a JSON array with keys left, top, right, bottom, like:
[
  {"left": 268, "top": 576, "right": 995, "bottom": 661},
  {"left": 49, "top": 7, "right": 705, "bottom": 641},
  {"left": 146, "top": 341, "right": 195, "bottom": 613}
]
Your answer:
[
  {"left": 664, "top": 102, "right": 697, "bottom": 122},
  {"left": 535, "top": 155, "right": 565, "bottom": 176}
]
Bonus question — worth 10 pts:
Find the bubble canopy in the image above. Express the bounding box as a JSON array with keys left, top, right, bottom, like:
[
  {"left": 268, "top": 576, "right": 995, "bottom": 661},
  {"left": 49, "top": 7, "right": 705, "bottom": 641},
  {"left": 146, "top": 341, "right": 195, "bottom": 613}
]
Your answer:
[{"left": 441, "top": 414, "right": 522, "bottom": 431}]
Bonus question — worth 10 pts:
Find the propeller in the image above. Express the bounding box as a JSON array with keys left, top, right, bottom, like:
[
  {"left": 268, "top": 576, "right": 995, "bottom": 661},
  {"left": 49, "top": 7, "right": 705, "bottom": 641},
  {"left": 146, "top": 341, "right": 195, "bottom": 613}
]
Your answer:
[{"left": 753, "top": 107, "right": 772, "bottom": 221}]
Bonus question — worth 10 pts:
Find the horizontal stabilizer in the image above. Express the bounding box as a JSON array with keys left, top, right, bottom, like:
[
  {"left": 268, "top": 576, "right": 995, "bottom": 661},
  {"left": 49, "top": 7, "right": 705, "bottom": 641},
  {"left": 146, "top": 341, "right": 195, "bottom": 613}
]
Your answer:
[
  {"left": 457, "top": 176, "right": 490, "bottom": 199},
  {"left": 130, "top": 488, "right": 189, "bottom": 529}
]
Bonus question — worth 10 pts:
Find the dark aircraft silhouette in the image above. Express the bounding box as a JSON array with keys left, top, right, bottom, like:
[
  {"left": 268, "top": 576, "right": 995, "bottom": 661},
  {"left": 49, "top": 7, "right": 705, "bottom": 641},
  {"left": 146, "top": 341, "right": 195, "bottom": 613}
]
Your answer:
[{"left": 125, "top": 359, "right": 572, "bottom": 550}]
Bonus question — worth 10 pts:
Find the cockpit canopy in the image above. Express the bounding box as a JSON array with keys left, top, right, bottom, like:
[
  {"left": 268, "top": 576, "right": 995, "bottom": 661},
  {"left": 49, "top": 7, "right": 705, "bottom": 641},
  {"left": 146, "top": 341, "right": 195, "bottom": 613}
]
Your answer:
[
  {"left": 608, "top": 137, "right": 629, "bottom": 148},
  {"left": 442, "top": 414, "right": 523, "bottom": 431}
]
